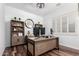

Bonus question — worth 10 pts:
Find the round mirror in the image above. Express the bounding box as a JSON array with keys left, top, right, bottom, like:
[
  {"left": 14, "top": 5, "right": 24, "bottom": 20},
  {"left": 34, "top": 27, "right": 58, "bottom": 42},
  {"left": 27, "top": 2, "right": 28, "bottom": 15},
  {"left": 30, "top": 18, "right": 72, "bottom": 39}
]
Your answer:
[{"left": 25, "top": 19, "right": 34, "bottom": 29}]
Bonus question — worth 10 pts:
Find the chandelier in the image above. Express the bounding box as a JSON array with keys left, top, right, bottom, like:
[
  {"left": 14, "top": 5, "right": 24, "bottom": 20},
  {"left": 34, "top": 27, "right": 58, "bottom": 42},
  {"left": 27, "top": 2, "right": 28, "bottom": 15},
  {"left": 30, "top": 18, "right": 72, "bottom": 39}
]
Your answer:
[{"left": 36, "top": 3, "right": 45, "bottom": 8}]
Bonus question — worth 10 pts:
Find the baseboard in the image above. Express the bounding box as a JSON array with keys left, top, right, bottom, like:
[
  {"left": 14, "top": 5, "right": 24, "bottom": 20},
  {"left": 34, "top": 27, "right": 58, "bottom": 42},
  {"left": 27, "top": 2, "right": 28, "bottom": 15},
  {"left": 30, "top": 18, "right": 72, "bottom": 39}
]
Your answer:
[{"left": 59, "top": 45, "right": 79, "bottom": 54}]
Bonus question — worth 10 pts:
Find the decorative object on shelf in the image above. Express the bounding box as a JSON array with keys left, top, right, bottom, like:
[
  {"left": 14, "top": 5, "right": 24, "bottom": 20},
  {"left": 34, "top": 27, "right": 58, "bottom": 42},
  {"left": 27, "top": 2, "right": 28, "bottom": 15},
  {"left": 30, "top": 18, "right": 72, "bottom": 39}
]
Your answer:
[
  {"left": 27, "top": 31, "right": 30, "bottom": 36},
  {"left": 36, "top": 3, "right": 45, "bottom": 8},
  {"left": 14, "top": 17, "right": 17, "bottom": 20},
  {"left": 25, "top": 19, "right": 34, "bottom": 29},
  {"left": 19, "top": 18, "right": 21, "bottom": 21},
  {"left": 13, "top": 17, "right": 22, "bottom": 21}
]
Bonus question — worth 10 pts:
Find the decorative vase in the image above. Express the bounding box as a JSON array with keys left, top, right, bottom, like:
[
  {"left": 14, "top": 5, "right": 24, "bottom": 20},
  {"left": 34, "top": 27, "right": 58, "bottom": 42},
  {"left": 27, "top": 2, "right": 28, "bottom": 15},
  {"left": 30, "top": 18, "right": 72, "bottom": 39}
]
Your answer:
[
  {"left": 19, "top": 18, "right": 21, "bottom": 21},
  {"left": 14, "top": 17, "right": 16, "bottom": 20}
]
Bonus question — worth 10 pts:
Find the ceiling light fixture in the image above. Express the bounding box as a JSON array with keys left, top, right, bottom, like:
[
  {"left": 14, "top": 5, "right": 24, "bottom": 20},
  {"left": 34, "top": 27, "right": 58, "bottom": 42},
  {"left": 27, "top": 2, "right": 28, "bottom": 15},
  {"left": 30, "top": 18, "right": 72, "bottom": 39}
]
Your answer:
[
  {"left": 56, "top": 3, "right": 61, "bottom": 6},
  {"left": 36, "top": 3, "right": 45, "bottom": 8}
]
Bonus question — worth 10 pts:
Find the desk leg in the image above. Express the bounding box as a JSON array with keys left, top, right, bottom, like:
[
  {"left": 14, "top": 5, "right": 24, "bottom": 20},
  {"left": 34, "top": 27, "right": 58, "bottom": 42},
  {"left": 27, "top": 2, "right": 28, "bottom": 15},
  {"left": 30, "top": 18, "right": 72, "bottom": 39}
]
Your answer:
[{"left": 56, "top": 37, "right": 59, "bottom": 50}]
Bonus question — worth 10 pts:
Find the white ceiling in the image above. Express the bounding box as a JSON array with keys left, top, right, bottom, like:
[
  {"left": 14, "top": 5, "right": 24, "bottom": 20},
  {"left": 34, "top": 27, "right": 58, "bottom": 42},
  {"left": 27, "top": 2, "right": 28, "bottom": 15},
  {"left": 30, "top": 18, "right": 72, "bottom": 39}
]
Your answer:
[{"left": 5, "top": 3, "right": 64, "bottom": 16}]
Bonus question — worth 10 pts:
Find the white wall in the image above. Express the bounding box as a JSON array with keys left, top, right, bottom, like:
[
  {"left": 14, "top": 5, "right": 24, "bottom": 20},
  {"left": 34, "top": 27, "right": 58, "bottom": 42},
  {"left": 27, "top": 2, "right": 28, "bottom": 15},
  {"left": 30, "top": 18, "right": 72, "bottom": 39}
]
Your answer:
[
  {"left": 0, "top": 4, "right": 5, "bottom": 55},
  {"left": 5, "top": 5, "right": 43, "bottom": 47},
  {"left": 44, "top": 3, "right": 79, "bottom": 50},
  {"left": 59, "top": 35, "right": 79, "bottom": 49},
  {"left": 43, "top": 17, "right": 53, "bottom": 35},
  {"left": 4, "top": 3, "right": 79, "bottom": 51}
]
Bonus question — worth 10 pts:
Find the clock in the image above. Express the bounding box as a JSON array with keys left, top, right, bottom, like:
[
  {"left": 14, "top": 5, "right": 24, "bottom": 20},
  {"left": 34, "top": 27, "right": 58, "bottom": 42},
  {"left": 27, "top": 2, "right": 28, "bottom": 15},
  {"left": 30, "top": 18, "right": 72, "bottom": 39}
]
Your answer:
[{"left": 25, "top": 19, "right": 34, "bottom": 29}]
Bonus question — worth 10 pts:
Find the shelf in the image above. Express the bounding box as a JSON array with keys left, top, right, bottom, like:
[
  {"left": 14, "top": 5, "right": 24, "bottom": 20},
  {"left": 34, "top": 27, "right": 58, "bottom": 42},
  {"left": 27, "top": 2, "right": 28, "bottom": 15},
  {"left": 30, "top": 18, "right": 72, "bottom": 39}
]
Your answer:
[
  {"left": 11, "top": 20, "right": 24, "bottom": 46},
  {"left": 12, "top": 30, "right": 24, "bottom": 32},
  {"left": 11, "top": 20, "right": 24, "bottom": 23},
  {"left": 11, "top": 26, "right": 24, "bottom": 28}
]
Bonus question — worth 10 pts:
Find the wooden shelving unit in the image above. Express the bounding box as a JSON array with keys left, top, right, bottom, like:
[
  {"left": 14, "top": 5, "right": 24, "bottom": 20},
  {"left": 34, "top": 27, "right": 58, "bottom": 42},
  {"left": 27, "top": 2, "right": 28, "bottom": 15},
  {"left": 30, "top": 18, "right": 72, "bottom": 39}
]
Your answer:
[{"left": 10, "top": 20, "right": 24, "bottom": 46}]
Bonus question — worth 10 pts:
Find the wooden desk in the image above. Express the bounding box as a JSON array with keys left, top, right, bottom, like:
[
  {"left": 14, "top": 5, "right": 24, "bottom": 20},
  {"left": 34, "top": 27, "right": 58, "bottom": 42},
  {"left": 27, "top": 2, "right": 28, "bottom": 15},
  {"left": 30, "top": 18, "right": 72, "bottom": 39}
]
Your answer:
[{"left": 27, "top": 37, "right": 59, "bottom": 56}]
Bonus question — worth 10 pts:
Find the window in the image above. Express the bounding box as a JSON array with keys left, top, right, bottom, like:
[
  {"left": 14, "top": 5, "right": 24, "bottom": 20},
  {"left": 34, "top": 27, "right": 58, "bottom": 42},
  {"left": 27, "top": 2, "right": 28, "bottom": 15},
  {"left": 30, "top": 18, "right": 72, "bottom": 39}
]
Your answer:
[
  {"left": 62, "top": 16, "right": 67, "bottom": 32},
  {"left": 57, "top": 17, "right": 61, "bottom": 32},
  {"left": 52, "top": 11, "right": 76, "bottom": 34},
  {"left": 68, "top": 14, "right": 75, "bottom": 32}
]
